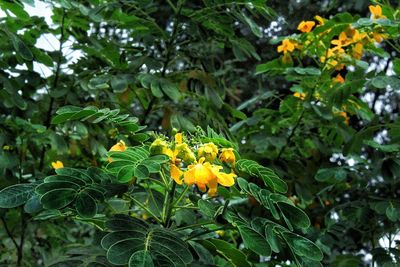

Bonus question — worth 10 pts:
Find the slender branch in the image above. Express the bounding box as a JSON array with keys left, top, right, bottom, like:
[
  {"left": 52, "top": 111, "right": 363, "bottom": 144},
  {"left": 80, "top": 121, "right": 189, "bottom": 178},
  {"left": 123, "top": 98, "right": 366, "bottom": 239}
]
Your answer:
[
  {"left": 172, "top": 184, "right": 190, "bottom": 207},
  {"left": 0, "top": 217, "right": 19, "bottom": 250},
  {"left": 163, "top": 181, "right": 177, "bottom": 227},
  {"left": 276, "top": 108, "right": 306, "bottom": 160},
  {"left": 140, "top": 2, "right": 184, "bottom": 124},
  {"left": 127, "top": 194, "right": 162, "bottom": 223},
  {"left": 39, "top": 9, "right": 66, "bottom": 171}
]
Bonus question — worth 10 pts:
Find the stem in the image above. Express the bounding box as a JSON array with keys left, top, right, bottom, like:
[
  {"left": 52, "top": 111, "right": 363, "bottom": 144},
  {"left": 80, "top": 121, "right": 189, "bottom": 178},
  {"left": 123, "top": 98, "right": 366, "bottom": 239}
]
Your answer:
[
  {"left": 276, "top": 108, "right": 305, "bottom": 160},
  {"left": 39, "top": 9, "right": 66, "bottom": 171},
  {"left": 163, "top": 182, "right": 177, "bottom": 227},
  {"left": 175, "top": 221, "right": 215, "bottom": 231},
  {"left": 185, "top": 226, "right": 234, "bottom": 241},
  {"left": 140, "top": 1, "right": 184, "bottom": 124},
  {"left": 172, "top": 184, "right": 190, "bottom": 207},
  {"left": 127, "top": 194, "right": 162, "bottom": 223},
  {"left": 0, "top": 216, "right": 19, "bottom": 251}
]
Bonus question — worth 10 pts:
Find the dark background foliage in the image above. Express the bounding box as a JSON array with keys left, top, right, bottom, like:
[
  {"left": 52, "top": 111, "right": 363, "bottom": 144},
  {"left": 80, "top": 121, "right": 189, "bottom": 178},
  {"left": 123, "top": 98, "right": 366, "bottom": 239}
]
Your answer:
[{"left": 0, "top": 0, "right": 399, "bottom": 266}]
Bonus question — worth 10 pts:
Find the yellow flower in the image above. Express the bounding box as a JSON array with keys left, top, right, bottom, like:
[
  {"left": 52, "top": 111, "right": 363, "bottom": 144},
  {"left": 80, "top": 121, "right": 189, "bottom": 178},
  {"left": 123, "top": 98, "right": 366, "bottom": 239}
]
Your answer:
[
  {"left": 277, "top": 39, "right": 296, "bottom": 54},
  {"left": 184, "top": 157, "right": 216, "bottom": 193},
  {"left": 372, "top": 32, "right": 387, "bottom": 43},
  {"left": 315, "top": 15, "right": 325, "bottom": 26},
  {"left": 220, "top": 148, "right": 236, "bottom": 165},
  {"left": 294, "top": 92, "right": 306, "bottom": 100},
  {"left": 369, "top": 5, "right": 386, "bottom": 20},
  {"left": 334, "top": 74, "right": 345, "bottom": 84},
  {"left": 108, "top": 140, "right": 127, "bottom": 162},
  {"left": 51, "top": 160, "right": 64, "bottom": 169},
  {"left": 297, "top": 21, "right": 315, "bottom": 33},
  {"left": 150, "top": 134, "right": 195, "bottom": 183},
  {"left": 174, "top": 132, "right": 183, "bottom": 144},
  {"left": 184, "top": 157, "right": 236, "bottom": 196},
  {"left": 198, "top": 143, "right": 219, "bottom": 162},
  {"left": 150, "top": 139, "right": 172, "bottom": 157},
  {"left": 352, "top": 43, "right": 363, "bottom": 60},
  {"left": 175, "top": 143, "right": 196, "bottom": 164},
  {"left": 109, "top": 140, "right": 126, "bottom": 152},
  {"left": 331, "top": 32, "right": 351, "bottom": 48},
  {"left": 170, "top": 163, "right": 183, "bottom": 184},
  {"left": 335, "top": 111, "right": 350, "bottom": 125},
  {"left": 216, "top": 230, "right": 225, "bottom": 236}
]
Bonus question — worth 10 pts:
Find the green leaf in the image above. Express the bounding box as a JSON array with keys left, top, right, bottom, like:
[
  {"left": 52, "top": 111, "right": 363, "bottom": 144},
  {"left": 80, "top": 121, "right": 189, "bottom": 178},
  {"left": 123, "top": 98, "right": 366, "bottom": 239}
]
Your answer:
[
  {"left": 281, "top": 232, "right": 323, "bottom": 261},
  {"left": 24, "top": 194, "right": 43, "bottom": 213},
  {"left": 76, "top": 192, "right": 97, "bottom": 218},
  {"left": 107, "top": 146, "right": 165, "bottom": 182},
  {"left": 200, "top": 239, "right": 251, "bottom": 267},
  {"left": 0, "top": 2, "right": 30, "bottom": 20},
  {"left": 40, "top": 188, "right": 77, "bottom": 209},
  {"left": 364, "top": 140, "right": 400, "bottom": 152},
  {"left": 102, "top": 215, "right": 192, "bottom": 266},
  {"left": 315, "top": 167, "right": 347, "bottom": 183},
  {"left": 386, "top": 203, "right": 398, "bottom": 222},
  {"left": 256, "top": 59, "right": 286, "bottom": 76},
  {"left": 236, "top": 159, "right": 287, "bottom": 193},
  {"left": 129, "top": 251, "right": 154, "bottom": 267},
  {"left": 265, "top": 224, "right": 281, "bottom": 253},
  {"left": 0, "top": 183, "right": 36, "bottom": 208},
  {"left": 277, "top": 202, "right": 311, "bottom": 230},
  {"left": 9, "top": 33, "right": 33, "bottom": 61},
  {"left": 237, "top": 225, "right": 271, "bottom": 256},
  {"left": 371, "top": 76, "right": 400, "bottom": 89}
]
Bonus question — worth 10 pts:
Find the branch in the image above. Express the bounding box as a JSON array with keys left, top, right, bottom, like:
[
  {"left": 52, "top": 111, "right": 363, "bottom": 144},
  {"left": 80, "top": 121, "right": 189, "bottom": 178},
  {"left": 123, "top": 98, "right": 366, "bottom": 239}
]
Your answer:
[{"left": 39, "top": 9, "right": 66, "bottom": 171}]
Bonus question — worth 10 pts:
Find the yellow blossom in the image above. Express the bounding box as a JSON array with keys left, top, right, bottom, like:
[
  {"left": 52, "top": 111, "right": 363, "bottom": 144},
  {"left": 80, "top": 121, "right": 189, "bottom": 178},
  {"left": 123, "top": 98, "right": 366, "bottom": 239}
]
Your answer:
[
  {"left": 220, "top": 148, "right": 236, "bottom": 165},
  {"left": 277, "top": 39, "right": 296, "bottom": 54},
  {"left": 297, "top": 21, "right": 315, "bottom": 33},
  {"left": 372, "top": 32, "right": 387, "bottom": 43},
  {"left": 335, "top": 111, "right": 350, "bottom": 125},
  {"left": 184, "top": 157, "right": 236, "bottom": 196},
  {"left": 352, "top": 43, "right": 363, "bottom": 60},
  {"left": 150, "top": 139, "right": 173, "bottom": 157},
  {"left": 315, "top": 15, "right": 325, "bottom": 26},
  {"left": 331, "top": 32, "right": 352, "bottom": 47},
  {"left": 108, "top": 140, "right": 127, "bottom": 162},
  {"left": 170, "top": 163, "right": 183, "bottom": 184},
  {"left": 51, "top": 160, "right": 64, "bottom": 169},
  {"left": 109, "top": 140, "right": 126, "bottom": 152},
  {"left": 198, "top": 143, "right": 219, "bottom": 162},
  {"left": 175, "top": 143, "right": 196, "bottom": 164},
  {"left": 216, "top": 230, "right": 225, "bottom": 236},
  {"left": 175, "top": 132, "right": 183, "bottom": 144},
  {"left": 334, "top": 74, "right": 345, "bottom": 84},
  {"left": 369, "top": 5, "right": 386, "bottom": 20},
  {"left": 294, "top": 92, "right": 306, "bottom": 100}
]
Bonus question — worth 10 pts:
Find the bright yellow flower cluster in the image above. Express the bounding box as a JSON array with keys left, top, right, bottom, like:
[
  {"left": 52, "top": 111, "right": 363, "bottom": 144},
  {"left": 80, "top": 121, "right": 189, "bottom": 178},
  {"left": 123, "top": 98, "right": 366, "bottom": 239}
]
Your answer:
[
  {"left": 150, "top": 133, "right": 236, "bottom": 196},
  {"left": 277, "top": 4, "right": 389, "bottom": 69}
]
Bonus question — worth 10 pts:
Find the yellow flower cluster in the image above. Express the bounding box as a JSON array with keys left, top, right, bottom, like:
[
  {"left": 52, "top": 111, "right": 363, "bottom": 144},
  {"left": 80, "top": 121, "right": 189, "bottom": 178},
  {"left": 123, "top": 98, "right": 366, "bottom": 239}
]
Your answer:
[
  {"left": 150, "top": 133, "right": 236, "bottom": 196},
  {"left": 277, "top": 4, "right": 389, "bottom": 70}
]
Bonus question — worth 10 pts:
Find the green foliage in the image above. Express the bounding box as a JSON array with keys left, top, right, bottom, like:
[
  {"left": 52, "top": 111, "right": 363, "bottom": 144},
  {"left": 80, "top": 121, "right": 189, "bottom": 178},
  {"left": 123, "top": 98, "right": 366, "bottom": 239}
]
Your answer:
[{"left": 0, "top": 0, "right": 399, "bottom": 266}]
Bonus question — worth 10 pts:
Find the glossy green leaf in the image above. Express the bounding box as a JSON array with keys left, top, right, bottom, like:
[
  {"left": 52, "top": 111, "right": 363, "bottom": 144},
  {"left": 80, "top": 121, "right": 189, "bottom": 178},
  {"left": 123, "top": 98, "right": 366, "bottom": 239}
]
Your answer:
[{"left": 0, "top": 183, "right": 36, "bottom": 208}]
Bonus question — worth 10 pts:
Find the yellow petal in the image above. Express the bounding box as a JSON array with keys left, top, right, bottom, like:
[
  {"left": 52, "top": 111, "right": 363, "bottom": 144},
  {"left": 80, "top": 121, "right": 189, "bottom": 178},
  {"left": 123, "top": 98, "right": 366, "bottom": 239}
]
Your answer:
[
  {"left": 175, "top": 133, "right": 183, "bottom": 144},
  {"left": 170, "top": 164, "right": 183, "bottom": 184},
  {"left": 51, "top": 160, "right": 64, "bottom": 169},
  {"left": 109, "top": 140, "right": 126, "bottom": 152},
  {"left": 216, "top": 172, "right": 236, "bottom": 187}
]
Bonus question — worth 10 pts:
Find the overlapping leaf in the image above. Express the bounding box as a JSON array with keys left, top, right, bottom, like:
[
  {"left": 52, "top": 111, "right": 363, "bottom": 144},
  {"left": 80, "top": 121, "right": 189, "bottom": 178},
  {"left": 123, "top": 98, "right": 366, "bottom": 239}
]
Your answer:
[
  {"left": 106, "top": 146, "right": 169, "bottom": 182},
  {"left": 236, "top": 159, "right": 287, "bottom": 193},
  {"left": 35, "top": 167, "right": 127, "bottom": 218},
  {"left": 101, "top": 215, "right": 193, "bottom": 267}
]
